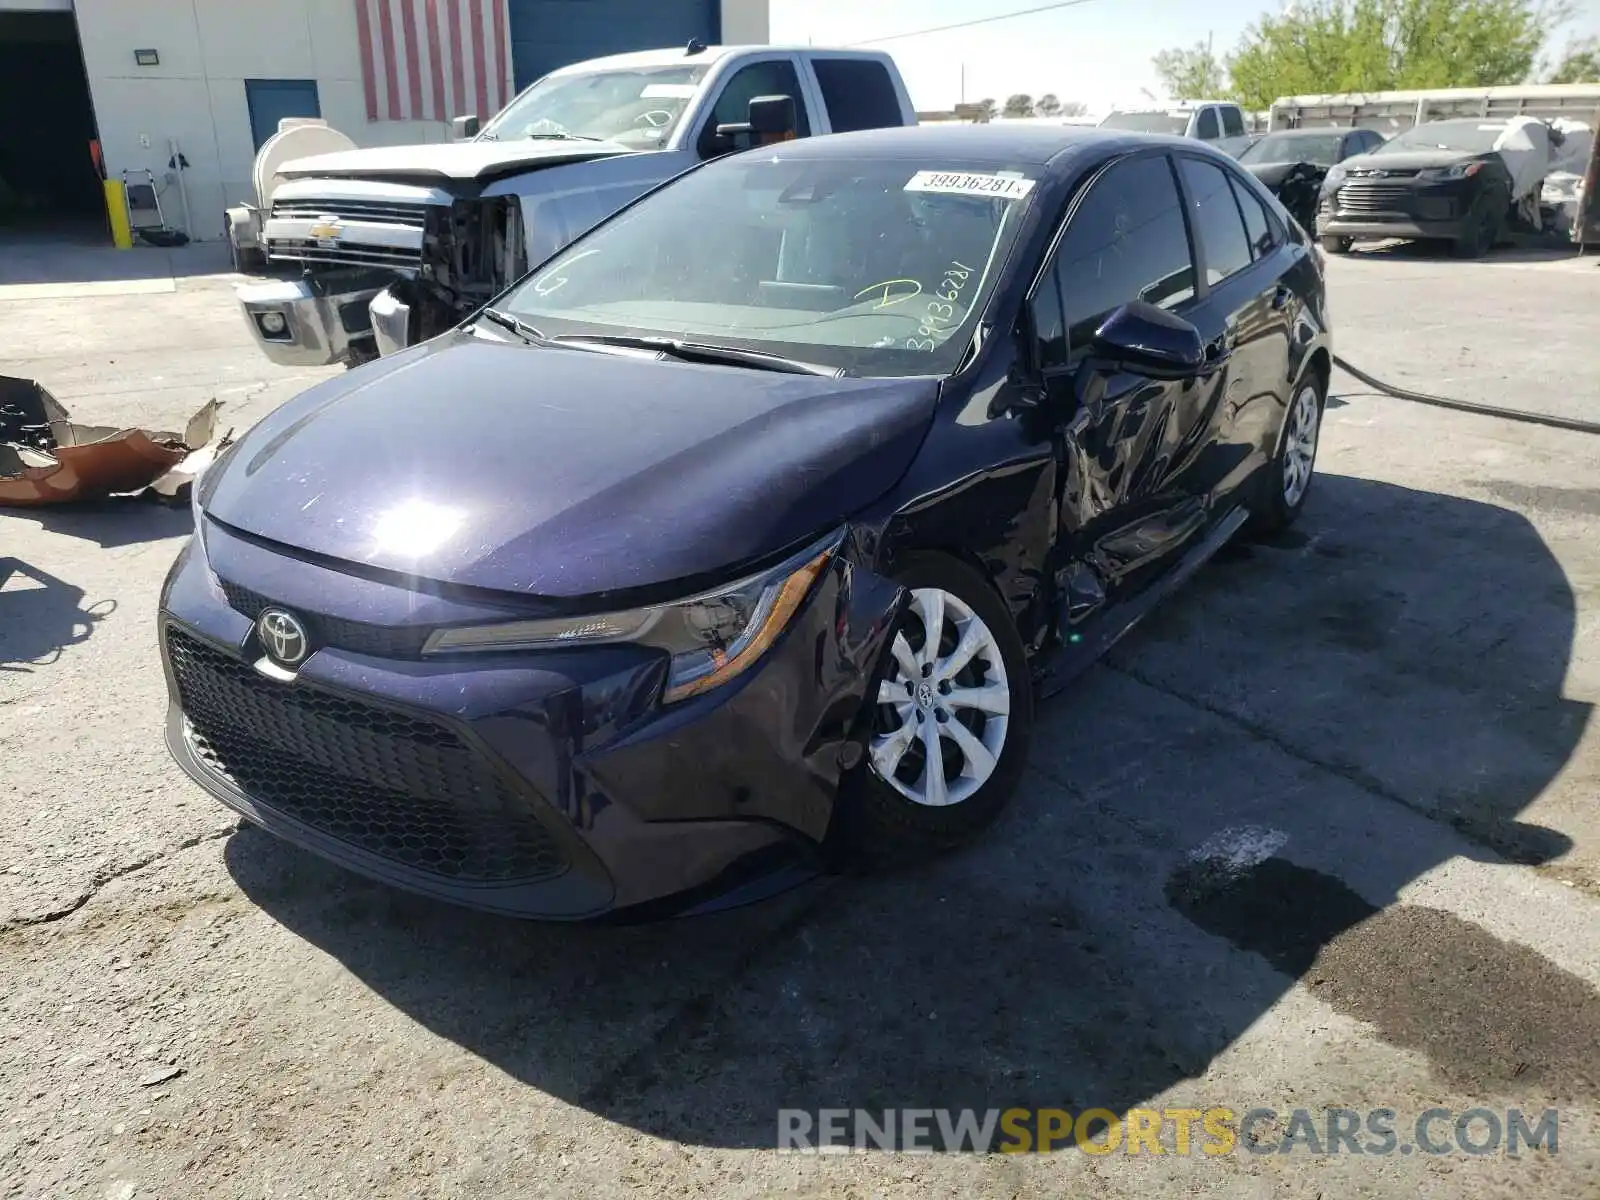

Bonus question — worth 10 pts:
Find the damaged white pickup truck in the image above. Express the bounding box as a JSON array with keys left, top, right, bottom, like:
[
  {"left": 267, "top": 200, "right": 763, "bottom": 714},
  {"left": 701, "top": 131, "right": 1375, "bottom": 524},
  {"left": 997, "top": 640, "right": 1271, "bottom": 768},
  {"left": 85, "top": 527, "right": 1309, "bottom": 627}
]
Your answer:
[{"left": 238, "top": 43, "right": 916, "bottom": 369}]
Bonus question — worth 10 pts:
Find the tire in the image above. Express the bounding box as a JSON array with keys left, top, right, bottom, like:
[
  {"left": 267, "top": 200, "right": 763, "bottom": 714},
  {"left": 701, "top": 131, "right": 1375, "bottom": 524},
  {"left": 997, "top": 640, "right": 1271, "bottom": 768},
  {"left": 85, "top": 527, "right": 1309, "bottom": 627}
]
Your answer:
[
  {"left": 1452, "top": 195, "right": 1502, "bottom": 259},
  {"left": 1321, "top": 235, "right": 1353, "bottom": 255},
  {"left": 834, "top": 553, "right": 1033, "bottom": 868},
  {"left": 1250, "top": 368, "right": 1326, "bottom": 535}
]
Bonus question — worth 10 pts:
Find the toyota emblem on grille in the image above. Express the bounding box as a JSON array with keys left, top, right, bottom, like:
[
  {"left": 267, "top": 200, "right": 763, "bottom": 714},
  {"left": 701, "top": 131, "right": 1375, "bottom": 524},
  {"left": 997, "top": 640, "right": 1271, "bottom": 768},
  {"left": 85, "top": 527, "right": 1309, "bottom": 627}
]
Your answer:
[{"left": 257, "top": 608, "right": 310, "bottom": 667}]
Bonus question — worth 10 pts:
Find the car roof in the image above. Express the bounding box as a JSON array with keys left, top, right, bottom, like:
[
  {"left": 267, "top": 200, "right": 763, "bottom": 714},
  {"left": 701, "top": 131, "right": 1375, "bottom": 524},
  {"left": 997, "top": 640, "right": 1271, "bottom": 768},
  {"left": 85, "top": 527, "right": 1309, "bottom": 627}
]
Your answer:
[
  {"left": 762, "top": 123, "right": 1198, "bottom": 167},
  {"left": 1268, "top": 126, "right": 1353, "bottom": 136}
]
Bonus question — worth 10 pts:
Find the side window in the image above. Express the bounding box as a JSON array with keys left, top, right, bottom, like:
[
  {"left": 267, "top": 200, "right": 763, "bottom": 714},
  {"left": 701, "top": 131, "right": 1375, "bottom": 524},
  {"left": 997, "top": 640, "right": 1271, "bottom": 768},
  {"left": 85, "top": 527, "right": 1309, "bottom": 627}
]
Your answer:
[
  {"left": 1221, "top": 106, "right": 1246, "bottom": 139},
  {"left": 811, "top": 58, "right": 903, "bottom": 133},
  {"left": 1041, "top": 154, "right": 1195, "bottom": 366},
  {"left": 1178, "top": 156, "right": 1253, "bottom": 285},
  {"left": 1228, "top": 174, "right": 1276, "bottom": 260},
  {"left": 1195, "top": 108, "right": 1220, "bottom": 141},
  {"left": 697, "top": 59, "right": 811, "bottom": 159},
  {"left": 1030, "top": 271, "right": 1067, "bottom": 368}
]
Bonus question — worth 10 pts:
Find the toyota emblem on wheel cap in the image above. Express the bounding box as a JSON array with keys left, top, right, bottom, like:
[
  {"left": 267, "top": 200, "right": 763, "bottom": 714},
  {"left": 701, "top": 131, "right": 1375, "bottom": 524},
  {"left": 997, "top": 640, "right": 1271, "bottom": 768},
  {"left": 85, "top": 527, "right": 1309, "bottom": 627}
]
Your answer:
[{"left": 257, "top": 608, "right": 310, "bottom": 667}]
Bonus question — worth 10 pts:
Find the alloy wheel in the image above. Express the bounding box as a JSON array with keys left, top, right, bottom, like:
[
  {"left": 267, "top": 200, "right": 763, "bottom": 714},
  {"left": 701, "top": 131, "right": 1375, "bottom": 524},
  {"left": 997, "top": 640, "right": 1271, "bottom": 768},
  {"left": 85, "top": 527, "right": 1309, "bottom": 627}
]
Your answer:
[
  {"left": 868, "top": 587, "right": 1011, "bottom": 808},
  {"left": 1281, "top": 382, "right": 1321, "bottom": 507}
]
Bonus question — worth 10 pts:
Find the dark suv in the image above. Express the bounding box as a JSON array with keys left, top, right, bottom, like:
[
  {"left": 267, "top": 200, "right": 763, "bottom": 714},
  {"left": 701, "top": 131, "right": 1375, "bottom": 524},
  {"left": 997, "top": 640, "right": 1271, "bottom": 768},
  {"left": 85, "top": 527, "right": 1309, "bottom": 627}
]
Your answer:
[{"left": 1317, "top": 118, "right": 1519, "bottom": 258}]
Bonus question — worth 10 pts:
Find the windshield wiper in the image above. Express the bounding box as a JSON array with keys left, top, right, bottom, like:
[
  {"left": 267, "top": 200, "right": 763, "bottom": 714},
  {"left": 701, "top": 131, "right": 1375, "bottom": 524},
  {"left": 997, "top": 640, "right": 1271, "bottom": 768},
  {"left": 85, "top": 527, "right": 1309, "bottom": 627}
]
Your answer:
[
  {"left": 552, "top": 334, "right": 845, "bottom": 377},
  {"left": 522, "top": 132, "right": 605, "bottom": 142},
  {"left": 478, "top": 308, "right": 546, "bottom": 345}
]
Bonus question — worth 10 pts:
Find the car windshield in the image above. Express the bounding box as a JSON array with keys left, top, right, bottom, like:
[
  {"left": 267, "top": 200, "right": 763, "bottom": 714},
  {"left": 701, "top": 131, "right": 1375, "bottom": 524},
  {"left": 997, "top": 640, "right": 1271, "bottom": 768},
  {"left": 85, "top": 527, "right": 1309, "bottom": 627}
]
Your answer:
[
  {"left": 1379, "top": 120, "right": 1507, "bottom": 156},
  {"left": 1099, "top": 111, "right": 1190, "bottom": 134},
  {"left": 479, "top": 64, "right": 710, "bottom": 150},
  {"left": 1238, "top": 132, "right": 1345, "bottom": 165},
  {"left": 499, "top": 155, "right": 1041, "bottom": 377}
]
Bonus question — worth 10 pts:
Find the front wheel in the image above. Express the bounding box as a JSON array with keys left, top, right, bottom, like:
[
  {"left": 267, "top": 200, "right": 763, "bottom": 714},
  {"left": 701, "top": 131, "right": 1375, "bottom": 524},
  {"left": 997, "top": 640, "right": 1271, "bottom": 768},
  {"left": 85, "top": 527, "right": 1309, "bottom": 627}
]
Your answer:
[
  {"left": 1452, "top": 196, "right": 1503, "bottom": 259},
  {"left": 835, "top": 554, "right": 1033, "bottom": 868},
  {"left": 1321, "top": 234, "right": 1353, "bottom": 255},
  {"left": 1250, "top": 370, "right": 1326, "bottom": 535}
]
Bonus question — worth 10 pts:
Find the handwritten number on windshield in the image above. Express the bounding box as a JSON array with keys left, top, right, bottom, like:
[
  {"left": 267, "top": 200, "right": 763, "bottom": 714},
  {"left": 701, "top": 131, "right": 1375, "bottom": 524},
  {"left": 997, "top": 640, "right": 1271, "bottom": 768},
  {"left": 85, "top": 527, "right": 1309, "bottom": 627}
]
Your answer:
[
  {"left": 906, "top": 261, "right": 975, "bottom": 351},
  {"left": 853, "top": 278, "right": 923, "bottom": 309}
]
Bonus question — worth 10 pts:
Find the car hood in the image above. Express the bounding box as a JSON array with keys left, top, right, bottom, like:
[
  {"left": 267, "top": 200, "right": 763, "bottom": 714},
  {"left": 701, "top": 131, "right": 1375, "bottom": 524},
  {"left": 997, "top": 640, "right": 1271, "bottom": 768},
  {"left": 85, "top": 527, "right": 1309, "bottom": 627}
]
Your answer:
[
  {"left": 202, "top": 332, "right": 941, "bottom": 601},
  {"left": 278, "top": 138, "right": 638, "bottom": 182},
  {"left": 1334, "top": 148, "right": 1490, "bottom": 173}
]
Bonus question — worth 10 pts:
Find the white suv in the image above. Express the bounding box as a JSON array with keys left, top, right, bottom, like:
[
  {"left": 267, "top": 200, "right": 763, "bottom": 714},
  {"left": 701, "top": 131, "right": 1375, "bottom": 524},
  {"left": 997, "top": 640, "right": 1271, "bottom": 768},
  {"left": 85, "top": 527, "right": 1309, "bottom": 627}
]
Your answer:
[{"left": 1098, "top": 102, "right": 1254, "bottom": 156}]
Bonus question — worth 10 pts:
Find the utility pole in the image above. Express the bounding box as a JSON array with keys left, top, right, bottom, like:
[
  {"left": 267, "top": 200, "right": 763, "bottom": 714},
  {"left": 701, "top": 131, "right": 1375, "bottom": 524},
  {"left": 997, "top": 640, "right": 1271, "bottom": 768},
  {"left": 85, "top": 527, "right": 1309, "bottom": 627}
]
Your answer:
[{"left": 960, "top": 63, "right": 966, "bottom": 104}]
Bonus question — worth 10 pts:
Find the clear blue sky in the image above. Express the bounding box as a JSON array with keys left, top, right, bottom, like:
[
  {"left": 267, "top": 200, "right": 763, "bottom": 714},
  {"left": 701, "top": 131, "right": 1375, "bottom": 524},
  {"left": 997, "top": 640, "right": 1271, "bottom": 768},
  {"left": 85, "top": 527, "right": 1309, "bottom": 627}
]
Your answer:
[{"left": 769, "top": 0, "right": 1600, "bottom": 113}]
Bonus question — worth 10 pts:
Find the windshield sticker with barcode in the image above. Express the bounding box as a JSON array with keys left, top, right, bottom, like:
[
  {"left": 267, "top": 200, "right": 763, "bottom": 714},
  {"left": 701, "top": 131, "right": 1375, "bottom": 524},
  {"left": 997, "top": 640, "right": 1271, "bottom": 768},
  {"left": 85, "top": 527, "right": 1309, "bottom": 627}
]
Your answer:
[{"left": 904, "top": 171, "right": 1035, "bottom": 200}]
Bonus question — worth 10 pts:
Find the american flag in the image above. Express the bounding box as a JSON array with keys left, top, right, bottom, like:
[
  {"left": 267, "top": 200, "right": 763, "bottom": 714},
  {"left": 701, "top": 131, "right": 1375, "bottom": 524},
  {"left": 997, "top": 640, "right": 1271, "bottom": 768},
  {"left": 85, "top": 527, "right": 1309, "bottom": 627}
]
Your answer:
[{"left": 353, "top": 0, "right": 514, "bottom": 124}]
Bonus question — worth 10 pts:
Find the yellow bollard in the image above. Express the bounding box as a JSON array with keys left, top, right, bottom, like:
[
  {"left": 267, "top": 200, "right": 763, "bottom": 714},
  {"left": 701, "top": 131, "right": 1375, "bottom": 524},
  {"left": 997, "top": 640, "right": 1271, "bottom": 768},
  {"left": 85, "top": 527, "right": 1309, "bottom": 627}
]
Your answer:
[{"left": 104, "top": 179, "right": 133, "bottom": 250}]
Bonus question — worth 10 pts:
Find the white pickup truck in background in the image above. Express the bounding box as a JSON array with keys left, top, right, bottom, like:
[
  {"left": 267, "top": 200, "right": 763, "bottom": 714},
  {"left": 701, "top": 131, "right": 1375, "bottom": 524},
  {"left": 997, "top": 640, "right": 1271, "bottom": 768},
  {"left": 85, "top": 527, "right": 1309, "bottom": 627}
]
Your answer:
[
  {"left": 237, "top": 42, "right": 917, "bottom": 370},
  {"left": 1097, "top": 102, "right": 1255, "bottom": 157}
]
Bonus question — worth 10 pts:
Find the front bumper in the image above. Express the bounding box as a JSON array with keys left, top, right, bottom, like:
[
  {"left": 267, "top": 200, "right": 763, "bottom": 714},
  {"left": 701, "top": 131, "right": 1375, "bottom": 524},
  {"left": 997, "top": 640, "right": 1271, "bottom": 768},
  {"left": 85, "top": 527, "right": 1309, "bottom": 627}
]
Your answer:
[
  {"left": 158, "top": 522, "right": 902, "bottom": 920},
  {"left": 236, "top": 267, "right": 396, "bottom": 367},
  {"left": 1317, "top": 179, "right": 1475, "bottom": 242}
]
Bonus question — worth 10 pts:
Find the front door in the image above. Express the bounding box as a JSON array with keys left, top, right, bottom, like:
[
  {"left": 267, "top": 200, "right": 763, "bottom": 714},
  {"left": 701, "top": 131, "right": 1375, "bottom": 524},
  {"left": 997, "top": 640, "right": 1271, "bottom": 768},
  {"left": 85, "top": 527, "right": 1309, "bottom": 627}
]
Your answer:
[
  {"left": 1171, "top": 152, "right": 1291, "bottom": 501},
  {"left": 244, "top": 79, "right": 322, "bottom": 152},
  {"left": 1028, "top": 150, "right": 1212, "bottom": 616}
]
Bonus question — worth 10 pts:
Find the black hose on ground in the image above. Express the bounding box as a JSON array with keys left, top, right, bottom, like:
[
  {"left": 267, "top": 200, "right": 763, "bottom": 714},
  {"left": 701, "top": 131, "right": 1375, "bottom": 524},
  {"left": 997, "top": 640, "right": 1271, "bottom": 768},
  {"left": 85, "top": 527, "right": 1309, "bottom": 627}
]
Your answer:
[{"left": 1331, "top": 354, "right": 1600, "bottom": 437}]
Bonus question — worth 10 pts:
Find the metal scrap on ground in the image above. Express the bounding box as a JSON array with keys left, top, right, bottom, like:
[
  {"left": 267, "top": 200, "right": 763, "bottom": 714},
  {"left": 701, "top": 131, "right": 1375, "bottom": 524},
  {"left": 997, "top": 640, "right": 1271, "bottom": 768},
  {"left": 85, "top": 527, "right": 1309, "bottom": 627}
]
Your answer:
[{"left": 0, "top": 375, "right": 229, "bottom": 507}]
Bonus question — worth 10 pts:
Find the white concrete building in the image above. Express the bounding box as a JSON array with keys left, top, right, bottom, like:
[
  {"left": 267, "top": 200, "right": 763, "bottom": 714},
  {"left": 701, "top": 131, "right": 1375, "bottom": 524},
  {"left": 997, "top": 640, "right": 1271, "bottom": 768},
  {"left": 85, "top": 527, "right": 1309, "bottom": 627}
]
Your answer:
[{"left": 0, "top": 0, "right": 768, "bottom": 241}]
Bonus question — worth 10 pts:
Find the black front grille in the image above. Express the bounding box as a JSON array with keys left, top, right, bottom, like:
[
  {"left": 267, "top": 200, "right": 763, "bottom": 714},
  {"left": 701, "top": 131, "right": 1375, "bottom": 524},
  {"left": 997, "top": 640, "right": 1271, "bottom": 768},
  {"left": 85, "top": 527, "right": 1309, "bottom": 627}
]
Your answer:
[
  {"left": 218, "top": 578, "right": 431, "bottom": 658},
  {"left": 1336, "top": 181, "right": 1416, "bottom": 214},
  {"left": 166, "top": 628, "right": 566, "bottom": 884}
]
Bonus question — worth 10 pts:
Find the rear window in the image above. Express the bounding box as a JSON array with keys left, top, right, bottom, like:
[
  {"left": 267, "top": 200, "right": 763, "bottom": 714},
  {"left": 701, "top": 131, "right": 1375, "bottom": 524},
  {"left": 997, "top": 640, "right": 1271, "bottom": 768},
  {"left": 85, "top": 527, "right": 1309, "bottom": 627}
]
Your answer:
[
  {"left": 1221, "top": 106, "right": 1246, "bottom": 138},
  {"left": 1195, "top": 108, "right": 1220, "bottom": 140},
  {"left": 811, "top": 58, "right": 903, "bottom": 133}
]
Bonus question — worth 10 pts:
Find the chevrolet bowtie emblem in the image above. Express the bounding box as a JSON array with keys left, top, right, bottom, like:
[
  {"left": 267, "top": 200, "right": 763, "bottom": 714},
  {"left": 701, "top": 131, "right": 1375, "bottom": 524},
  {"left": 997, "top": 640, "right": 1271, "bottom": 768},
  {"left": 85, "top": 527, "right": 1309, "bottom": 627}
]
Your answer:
[{"left": 308, "top": 216, "right": 344, "bottom": 241}]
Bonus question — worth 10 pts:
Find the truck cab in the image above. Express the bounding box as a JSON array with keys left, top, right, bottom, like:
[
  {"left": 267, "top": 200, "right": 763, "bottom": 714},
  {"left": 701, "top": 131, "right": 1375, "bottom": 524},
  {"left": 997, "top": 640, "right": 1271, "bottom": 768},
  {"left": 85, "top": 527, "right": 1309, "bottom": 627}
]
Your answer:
[
  {"left": 239, "top": 44, "right": 916, "bottom": 369},
  {"left": 1098, "top": 102, "right": 1254, "bottom": 157}
]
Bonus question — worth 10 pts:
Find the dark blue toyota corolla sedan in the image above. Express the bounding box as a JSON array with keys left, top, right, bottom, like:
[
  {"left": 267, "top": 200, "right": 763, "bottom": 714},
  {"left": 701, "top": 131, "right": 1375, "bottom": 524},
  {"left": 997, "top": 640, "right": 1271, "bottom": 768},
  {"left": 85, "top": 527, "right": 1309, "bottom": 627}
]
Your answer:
[{"left": 161, "top": 124, "right": 1331, "bottom": 920}]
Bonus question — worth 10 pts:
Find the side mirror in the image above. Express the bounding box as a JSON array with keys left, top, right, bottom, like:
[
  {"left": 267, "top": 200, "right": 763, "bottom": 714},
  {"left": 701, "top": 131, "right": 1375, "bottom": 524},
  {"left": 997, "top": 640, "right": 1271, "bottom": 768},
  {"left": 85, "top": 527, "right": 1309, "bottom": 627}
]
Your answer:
[
  {"left": 714, "top": 94, "right": 797, "bottom": 147},
  {"left": 1085, "top": 301, "right": 1207, "bottom": 381},
  {"left": 452, "top": 114, "right": 480, "bottom": 140}
]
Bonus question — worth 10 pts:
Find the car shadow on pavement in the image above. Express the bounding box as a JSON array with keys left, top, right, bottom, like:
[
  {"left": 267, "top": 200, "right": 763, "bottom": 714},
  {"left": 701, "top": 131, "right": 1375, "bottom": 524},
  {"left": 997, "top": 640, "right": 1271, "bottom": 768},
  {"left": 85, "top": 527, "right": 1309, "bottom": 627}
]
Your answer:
[
  {"left": 226, "top": 471, "right": 1596, "bottom": 1149},
  {"left": 2, "top": 496, "right": 194, "bottom": 548},
  {"left": 0, "top": 558, "right": 114, "bottom": 671}
]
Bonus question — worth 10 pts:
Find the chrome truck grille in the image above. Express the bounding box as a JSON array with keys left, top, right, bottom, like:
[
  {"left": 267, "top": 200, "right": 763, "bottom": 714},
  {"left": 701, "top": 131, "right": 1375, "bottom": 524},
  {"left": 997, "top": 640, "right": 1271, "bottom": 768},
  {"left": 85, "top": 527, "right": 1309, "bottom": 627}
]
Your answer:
[{"left": 264, "top": 193, "right": 438, "bottom": 272}]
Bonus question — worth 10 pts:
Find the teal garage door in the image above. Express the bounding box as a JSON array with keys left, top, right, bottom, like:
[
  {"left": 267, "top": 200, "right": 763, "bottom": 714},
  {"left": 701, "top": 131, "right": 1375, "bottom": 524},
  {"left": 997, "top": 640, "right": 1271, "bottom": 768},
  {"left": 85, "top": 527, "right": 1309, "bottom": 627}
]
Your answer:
[{"left": 507, "top": 0, "right": 720, "bottom": 90}]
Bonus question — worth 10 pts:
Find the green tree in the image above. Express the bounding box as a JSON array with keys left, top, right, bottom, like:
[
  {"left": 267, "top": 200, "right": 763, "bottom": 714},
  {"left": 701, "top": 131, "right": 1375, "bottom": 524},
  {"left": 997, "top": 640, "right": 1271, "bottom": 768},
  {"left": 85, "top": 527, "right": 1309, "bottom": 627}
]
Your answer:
[
  {"left": 1216, "top": 0, "right": 1571, "bottom": 110},
  {"left": 1036, "top": 93, "right": 1063, "bottom": 116},
  {"left": 1153, "top": 40, "right": 1227, "bottom": 99},
  {"left": 1003, "top": 93, "right": 1035, "bottom": 117},
  {"left": 1547, "top": 35, "right": 1599, "bottom": 82},
  {"left": 1060, "top": 99, "right": 1090, "bottom": 117}
]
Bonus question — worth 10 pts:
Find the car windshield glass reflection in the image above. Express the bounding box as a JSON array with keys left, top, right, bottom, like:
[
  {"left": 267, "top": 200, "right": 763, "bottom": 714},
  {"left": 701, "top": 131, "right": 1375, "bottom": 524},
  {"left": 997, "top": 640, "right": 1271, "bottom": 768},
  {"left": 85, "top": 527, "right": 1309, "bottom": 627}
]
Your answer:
[
  {"left": 1380, "top": 120, "right": 1507, "bottom": 156},
  {"left": 1239, "top": 133, "right": 1345, "bottom": 165},
  {"left": 502, "top": 156, "right": 1040, "bottom": 377},
  {"left": 479, "top": 65, "right": 710, "bottom": 150}
]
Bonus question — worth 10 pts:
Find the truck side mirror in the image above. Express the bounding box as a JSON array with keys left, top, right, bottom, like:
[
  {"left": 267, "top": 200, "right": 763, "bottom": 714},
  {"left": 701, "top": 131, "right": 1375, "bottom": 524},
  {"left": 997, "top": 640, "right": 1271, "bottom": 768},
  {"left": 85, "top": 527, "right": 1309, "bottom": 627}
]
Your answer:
[
  {"left": 452, "top": 114, "right": 480, "bottom": 140},
  {"left": 714, "top": 94, "right": 797, "bottom": 151}
]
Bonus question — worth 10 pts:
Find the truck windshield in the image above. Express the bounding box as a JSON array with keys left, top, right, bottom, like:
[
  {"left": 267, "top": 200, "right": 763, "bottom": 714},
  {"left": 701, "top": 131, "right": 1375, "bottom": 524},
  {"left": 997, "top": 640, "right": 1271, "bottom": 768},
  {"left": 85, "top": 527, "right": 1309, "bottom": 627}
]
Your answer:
[
  {"left": 1099, "top": 111, "right": 1190, "bottom": 134},
  {"left": 500, "top": 155, "right": 1041, "bottom": 378},
  {"left": 480, "top": 64, "right": 711, "bottom": 150}
]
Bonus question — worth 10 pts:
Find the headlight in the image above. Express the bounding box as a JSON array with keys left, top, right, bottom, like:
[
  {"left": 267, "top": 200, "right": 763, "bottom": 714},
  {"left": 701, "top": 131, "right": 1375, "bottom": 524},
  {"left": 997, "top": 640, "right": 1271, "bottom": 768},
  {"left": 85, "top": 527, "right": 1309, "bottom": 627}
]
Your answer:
[
  {"left": 1419, "top": 162, "right": 1482, "bottom": 181},
  {"left": 422, "top": 532, "right": 841, "bottom": 703},
  {"left": 1320, "top": 165, "right": 1347, "bottom": 192}
]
